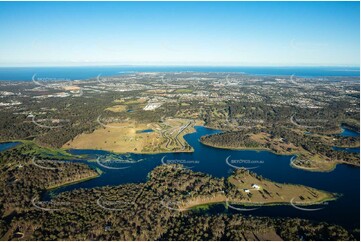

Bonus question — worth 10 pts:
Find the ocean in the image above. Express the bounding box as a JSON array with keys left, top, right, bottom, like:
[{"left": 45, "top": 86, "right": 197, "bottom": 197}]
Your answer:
[{"left": 0, "top": 66, "right": 359, "bottom": 81}]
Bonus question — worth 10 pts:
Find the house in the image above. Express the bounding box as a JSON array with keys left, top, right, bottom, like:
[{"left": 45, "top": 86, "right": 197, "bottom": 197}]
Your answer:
[{"left": 251, "top": 184, "right": 260, "bottom": 190}]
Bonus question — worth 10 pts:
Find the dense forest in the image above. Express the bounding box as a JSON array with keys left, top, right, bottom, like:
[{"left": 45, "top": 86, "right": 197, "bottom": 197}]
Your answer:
[{"left": 161, "top": 214, "right": 355, "bottom": 241}]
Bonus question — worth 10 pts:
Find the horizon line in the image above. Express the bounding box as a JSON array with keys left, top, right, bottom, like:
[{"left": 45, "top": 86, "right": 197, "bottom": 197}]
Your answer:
[{"left": 0, "top": 64, "right": 359, "bottom": 68}]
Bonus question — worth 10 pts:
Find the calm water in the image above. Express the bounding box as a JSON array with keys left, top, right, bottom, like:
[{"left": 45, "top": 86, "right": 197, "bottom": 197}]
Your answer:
[
  {"left": 333, "top": 146, "right": 360, "bottom": 153},
  {"left": 339, "top": 127, "right": 360, "bottom": 137},
  {"left": 0, "top": 66, "right": 359, "bottom": 81},
  {"left": 44, "top": 126, "right": 360, "bottom": 229},
  {"left": 332, "top": 127, "right": 360, "bottom": 153},
  {"left": 0, "top": 142, "right": 20, "bottom": 152},
  {"left": 136, "top": 129, "right": 154, "bottom": 133}
]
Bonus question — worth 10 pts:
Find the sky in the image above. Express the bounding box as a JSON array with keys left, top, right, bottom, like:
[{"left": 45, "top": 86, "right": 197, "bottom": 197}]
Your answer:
[{"left": 0, "top": 1, "right": 359, "bottom": 67}]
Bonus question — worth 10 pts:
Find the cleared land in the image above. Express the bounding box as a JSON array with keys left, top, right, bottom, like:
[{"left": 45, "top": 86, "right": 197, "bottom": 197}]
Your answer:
[
  {"left": 227, "top": 169, "right": 332, "bottom": 204},
  {"left": 64, "top": 119, "right": 202, "bottom": 154}
]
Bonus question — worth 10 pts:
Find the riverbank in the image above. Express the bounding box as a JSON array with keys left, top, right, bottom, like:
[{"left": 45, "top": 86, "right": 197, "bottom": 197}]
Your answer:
[{"left": 46, "top": 169, "right": 102, "bottom": 190}]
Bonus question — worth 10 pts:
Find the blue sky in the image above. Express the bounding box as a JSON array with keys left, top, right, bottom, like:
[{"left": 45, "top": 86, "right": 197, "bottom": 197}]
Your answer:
[{"left": 0, "top": 1, "right": 359, "bottom": 66}]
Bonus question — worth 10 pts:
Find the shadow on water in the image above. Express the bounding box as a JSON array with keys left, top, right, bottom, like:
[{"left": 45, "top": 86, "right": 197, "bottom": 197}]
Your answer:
[{"left": 43, "top": 126, "right": 359, "bottom": 229}]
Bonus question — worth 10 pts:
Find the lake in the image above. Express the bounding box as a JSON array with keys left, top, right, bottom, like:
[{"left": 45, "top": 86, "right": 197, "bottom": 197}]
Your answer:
[{"left": 43, "top": 126, "right": 360, "bottom": 230}]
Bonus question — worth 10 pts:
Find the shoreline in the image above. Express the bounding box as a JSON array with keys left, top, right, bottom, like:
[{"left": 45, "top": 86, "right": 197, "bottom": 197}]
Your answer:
[
  {"left": 2, "top": 133, "right": 359, "bottom": 172},
  {"left": 187, "top": 195, "right": 337, "bottom": 211},
  {"left": 46, "top": 170, "right": 102, "bottom": 191},
  {"left": 199, "top": 140, "right": 359, "bottom": 172},
  {"left": 200, "top": 139, "right": 296, "bottom": 155},
  {"left": 182, "top": 187, "right": 336, "bottom": 211},
  {"left": 182, "top": 171, "right": 337, "bottom": 211}
]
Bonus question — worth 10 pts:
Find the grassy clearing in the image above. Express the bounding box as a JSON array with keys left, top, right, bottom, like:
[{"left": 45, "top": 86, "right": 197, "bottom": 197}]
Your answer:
[
  {"left": 174, "top": 89, "right": 193, "bottom": 93},
  {"left": 123, "top": 98, "right": 147, "bottom": 105},
  {"left": 11, "top": 140, "right": 77, "bottom": 160},
  {"left": 105, "top": 105, "right": 127, "bottom": 112},
  {"left": 63, "top": 119, "right": 200, "bottom": 154},
  {"left": 227, "top": 170, "right": 333, "bottom": 204}
]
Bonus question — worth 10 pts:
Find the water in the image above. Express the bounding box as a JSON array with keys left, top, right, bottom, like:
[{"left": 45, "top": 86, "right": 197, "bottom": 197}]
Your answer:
[
  {"left": 136, "top": 129, "right": 154, "bottom": 133},
  {"left": 333, "top": 146, "right": 360, "bottom": 153},
  {"left": 333, "top": 126, "right": 360, "bottom": 153},
  {"left": 0, "top": 142, "right": 20, "bottom": 152},
  {"left": 44, "top": 126, "right": 360, "bottom": 229},
  {"left": 339, "top": 127, "right": 360, "bottom": 137},
  {"left": 0, "top": 66, "right": 359, "bottom": 81}
]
